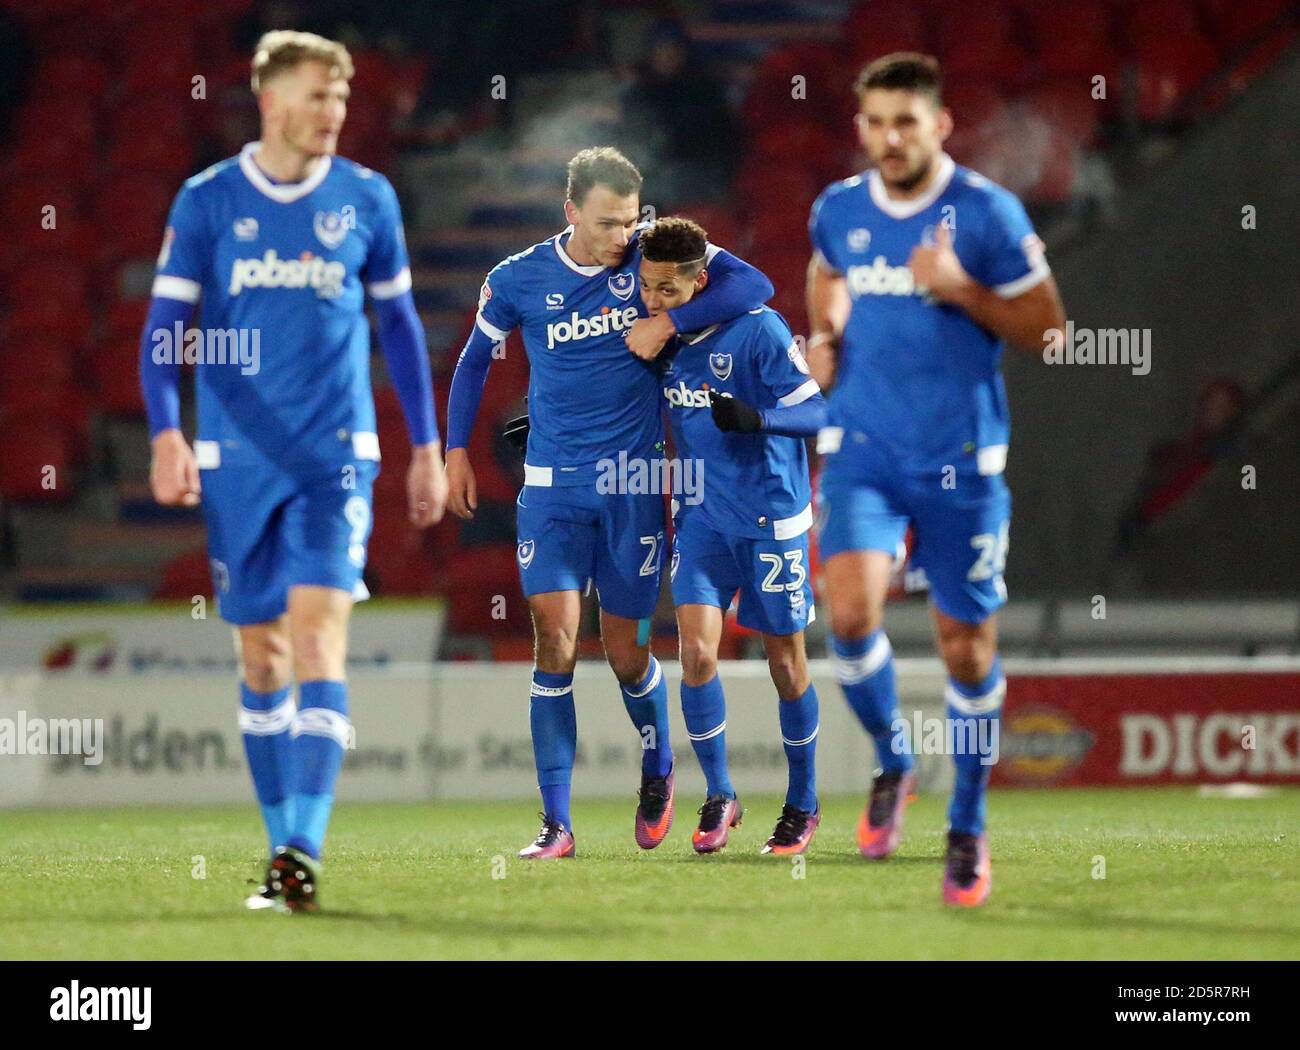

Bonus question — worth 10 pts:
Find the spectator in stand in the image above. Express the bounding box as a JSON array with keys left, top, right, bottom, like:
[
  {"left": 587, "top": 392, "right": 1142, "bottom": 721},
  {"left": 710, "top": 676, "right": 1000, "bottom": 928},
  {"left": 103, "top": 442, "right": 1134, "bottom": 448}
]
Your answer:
[{"left": 619, "top": 19, "right": 739, "bottom": 205}]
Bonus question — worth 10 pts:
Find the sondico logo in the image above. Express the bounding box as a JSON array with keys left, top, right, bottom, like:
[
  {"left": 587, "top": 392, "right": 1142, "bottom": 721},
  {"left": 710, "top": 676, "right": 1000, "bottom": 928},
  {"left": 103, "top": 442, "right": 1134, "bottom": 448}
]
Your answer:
[
  {"left": 846, "top": 256, "right": 916, "bottom": 297},
  {"left": 662, "top": 381, "right": 724, "bottom": 409},
  {"left": 229, "top": 250, "right": 345, "bottom": 298},
  {"left": 546, "top": 306, "right": 639, "bottom": 349}
]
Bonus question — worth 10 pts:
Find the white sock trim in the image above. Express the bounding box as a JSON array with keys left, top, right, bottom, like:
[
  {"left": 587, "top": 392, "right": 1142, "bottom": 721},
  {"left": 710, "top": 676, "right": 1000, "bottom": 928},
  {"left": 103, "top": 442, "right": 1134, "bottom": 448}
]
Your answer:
[
  {"left": 291, "top": 707, "right": 354, "bottom": 749},
  {"left": 623, "top": 657, "right": 662, "bottom": 699},
  {"left": 944, "top": 676, "right": 1006, "bottom": 716},
  {"left": 687, "top": 720, "right": 726, "bottom": 742},
  {"left": 834, "top": 633, "right": 892, "bottom": 685},
  {"left": 238, "top": 696, "right": 296, "bottom": 735},
  {"left": 782, "top": 724, "right": 820, "bottom": 748}
]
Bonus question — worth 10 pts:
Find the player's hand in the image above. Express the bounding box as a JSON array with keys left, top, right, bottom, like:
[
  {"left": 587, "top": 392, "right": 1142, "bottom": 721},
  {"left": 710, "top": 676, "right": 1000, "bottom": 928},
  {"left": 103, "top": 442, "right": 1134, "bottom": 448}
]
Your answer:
[
  {"left": 907, "top": 222, "right": 972, "bottom": 304},
  {"left": 709, "top": 390, "right": 763, "bottom": 433},
  {"left": 407, "top": 443, "right": 449, "bottom": 528},
  {"left": 445, "top": 447, "right": 477, "bottom": 520},
  {"left": 149, "top": 429, "right": 201, "bottom": 507},
  {"left": 625, "top": 313, "right": 676, "bottom": 361}
]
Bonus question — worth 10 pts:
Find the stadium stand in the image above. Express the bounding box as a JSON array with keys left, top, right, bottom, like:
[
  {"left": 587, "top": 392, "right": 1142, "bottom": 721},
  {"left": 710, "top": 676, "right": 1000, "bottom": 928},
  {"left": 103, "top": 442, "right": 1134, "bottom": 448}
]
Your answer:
[{"left": 0, "top": 0, "right": 1296, "bottom": 656}]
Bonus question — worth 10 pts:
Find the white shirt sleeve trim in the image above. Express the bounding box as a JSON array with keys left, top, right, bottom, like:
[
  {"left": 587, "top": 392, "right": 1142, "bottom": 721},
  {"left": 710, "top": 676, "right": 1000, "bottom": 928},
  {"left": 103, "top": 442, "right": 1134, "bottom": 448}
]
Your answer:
[
  {"left": 367, "top": 266, "right": 412, "bottom": 300},
  {"left": 993, "top": 260, "right": 1051, "bottom": 299},
  {"left": 475, "top": 312, "right": 509, "bottom": 343},
  {"left": 152, "top": 275, "right": 201, "bottom": 303},
  {"left": 778, "top": 378, "right": 821, "bottom": 407}
]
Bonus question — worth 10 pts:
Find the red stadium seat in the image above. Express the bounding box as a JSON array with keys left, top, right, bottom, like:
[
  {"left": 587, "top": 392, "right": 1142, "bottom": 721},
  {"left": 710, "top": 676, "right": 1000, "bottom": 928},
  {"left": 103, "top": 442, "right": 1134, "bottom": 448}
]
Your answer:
[
  {"left": 0, "top": 337, "right": 78, "bottom": 389},
  {"left": 109, "top": 97, "right": 193, "bottom": 142},
  {"left": 934, "top": 2, "right": 1017, "bottom": 59},
  {"left": 944, "top": 81, "right": 1009, "bottom": 131},
  {"left": 365, "top": 511, "right": 444, "bottom": 596},
  {"left": 735, "top": 163, "right": 820, "bottom": 221},
  {"left": 844, "top": 0, "right": 930, "bottom": 63},
  {"left": 7, "top": 257, "right": 89, "bottom": 313},
  {"left": 0, "top": 177, "right": 80, "bottom": 233},
  {"left": 33, "top": 53, "right": 112, "bottom": 98},
  {"left": 1021, "top": 0, "right": 1112, "bottom": 52},
  {"left": 751, "top": 119, "right": 845, "bottom": 190},
  {"left": 0, "top": 418, "right": 75, "bottom": 504},
  {"left": 115, "top": 18, "right": 197, "bottom": 66},
  {"left": 1122, "top": 0, "right": 1204, "bottom": 48},
  {"left": 1202, "top": 0, "right": 1293, "bottom": 50},
  {"left": 17, "top": 97, "right": 98, "bottom": 151},
  {"left": 742, "top": 42, "right": 851, "bottom": 127},
  {"left": 4, "top": 300, "right": 94, "bottom": 350},
  {"left": 941, "top": 38, "right": 1034, "bottom": 92},
  {"left": 441, "top": 543, "right": 531, "bottom": 634},
  {"left": 153, "top": 549, "right": 215, "bottom": 601},
  {"left": 1134, "top": 35, "right": 1221, "bottom": 123},
  {"left": 1024, "top": 80, "right": 1103, "bottom": 147},
  {"left": 91, "top": 334, "right": 147, "bottom": 416},
  {"left": 105, "top": 298, "right": 150, "bottom": 339}
]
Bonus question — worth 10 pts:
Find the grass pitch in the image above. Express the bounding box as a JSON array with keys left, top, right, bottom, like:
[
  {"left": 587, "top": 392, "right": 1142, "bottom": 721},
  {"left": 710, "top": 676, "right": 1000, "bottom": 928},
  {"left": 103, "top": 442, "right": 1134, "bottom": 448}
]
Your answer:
[{"left": 1, "top": 788, "right": 1297, "bottom": 960}]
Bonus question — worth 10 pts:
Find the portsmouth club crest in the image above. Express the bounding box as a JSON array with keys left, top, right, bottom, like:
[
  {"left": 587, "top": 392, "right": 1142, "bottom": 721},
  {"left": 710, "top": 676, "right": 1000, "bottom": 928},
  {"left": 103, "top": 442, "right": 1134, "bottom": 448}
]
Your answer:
[
  {"left": 313, "top": 208, "right": 352, "bottom": 250},
  {"left": 708, "top": 352, "right": 733, "bottom": 381},
  {"left": 517, "top": 540, "right": 536, "bottom": 569},
  {"left": 608, "top": 271, "right": 635, "bottom": 301}
]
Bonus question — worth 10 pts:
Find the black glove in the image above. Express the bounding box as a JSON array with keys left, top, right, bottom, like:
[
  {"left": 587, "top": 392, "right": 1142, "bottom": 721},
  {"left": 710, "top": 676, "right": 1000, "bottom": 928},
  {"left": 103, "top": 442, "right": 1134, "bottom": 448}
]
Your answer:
[
  {"left": 502, "top": 412, "right": 530, "bottom": 454},
  {"left": 709, "top": 390, "right": 763, "bottom": 433}
]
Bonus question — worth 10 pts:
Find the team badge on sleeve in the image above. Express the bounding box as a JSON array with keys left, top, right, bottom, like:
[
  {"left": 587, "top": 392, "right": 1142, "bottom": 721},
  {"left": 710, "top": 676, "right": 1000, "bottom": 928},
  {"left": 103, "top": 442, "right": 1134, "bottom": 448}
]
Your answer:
[
  {"left": 788, "top": 340, "right": 810, "bottom": 375},
  {"left": 478, "top": 280, "right": 493, "bottom": 309}
]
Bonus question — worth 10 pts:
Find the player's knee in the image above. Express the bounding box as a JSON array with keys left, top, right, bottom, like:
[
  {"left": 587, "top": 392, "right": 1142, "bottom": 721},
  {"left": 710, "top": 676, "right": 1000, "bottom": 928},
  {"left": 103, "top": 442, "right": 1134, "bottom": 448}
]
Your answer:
[
  {"left": 290, "top": 625, "right": 342, "bottom": 679},
  {"left": 679, "top": 636, "right": 717, "bottom": 686},
  {"left": 767, "top": 648, "right": 809, "bottom": 699},
  {"left": 828, "top": 600, "right": 881, "bottom": 642},
  {"left": 606, "top": 645, "right": 650, "bottom": 686},
  {"left": 239, "top": 634, "right": 291, "bottom": 692},
  {"left": 533, "top": 623, "right": 578, "bottom": 674},
  {"left": 939, "top": 634, "right": 996, "bottom": 685},
  {"left": 242, "top": 657, "right": 289, "bottom": 693}
]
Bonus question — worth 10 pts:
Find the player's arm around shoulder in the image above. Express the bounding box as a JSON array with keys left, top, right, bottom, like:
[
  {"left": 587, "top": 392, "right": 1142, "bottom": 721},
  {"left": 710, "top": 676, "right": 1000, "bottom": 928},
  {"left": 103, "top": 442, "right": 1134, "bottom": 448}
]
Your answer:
[{"left": 908, "top": 185, "right": 1066, "bottom": 354}]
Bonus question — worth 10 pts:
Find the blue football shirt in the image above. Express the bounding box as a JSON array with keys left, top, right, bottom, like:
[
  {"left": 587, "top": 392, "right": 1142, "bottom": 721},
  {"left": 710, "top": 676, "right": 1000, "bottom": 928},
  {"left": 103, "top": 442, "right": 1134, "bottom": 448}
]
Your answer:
[
  {"left": 809, "top": 153, "right": 1050, "bottom": 478},
  {"left": 153, "top": 142, "right": 412, "bottom": 475}
]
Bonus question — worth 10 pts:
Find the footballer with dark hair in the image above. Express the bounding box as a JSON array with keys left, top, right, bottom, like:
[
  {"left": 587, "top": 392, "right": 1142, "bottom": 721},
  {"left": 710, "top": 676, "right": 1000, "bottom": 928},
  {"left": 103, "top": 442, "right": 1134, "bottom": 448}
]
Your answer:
[
  {"left": 640, "top": 216, "right": 827, "bottom": 856},
  {"left": 445, "top": 150, "right": 774, "bottom": 860},
  {"left": 806, "top": 52, "right": 1067, "bottom": 905}
]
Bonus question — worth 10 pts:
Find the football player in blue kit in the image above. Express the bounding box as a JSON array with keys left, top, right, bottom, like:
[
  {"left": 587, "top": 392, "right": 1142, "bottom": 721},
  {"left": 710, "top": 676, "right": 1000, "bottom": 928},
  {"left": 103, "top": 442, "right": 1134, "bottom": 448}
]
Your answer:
[
  {"left": 444, "top": 149, "right": 774, "bottom": 859},
  {"left": 639, "top": 217, "right": 828, "bottom": 856},
  {"left": 140, "top": 32, "right": 447, "bottom": 911},
  {"left": 805, "top": 54, "right": 1066, "bottom": 905}
]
